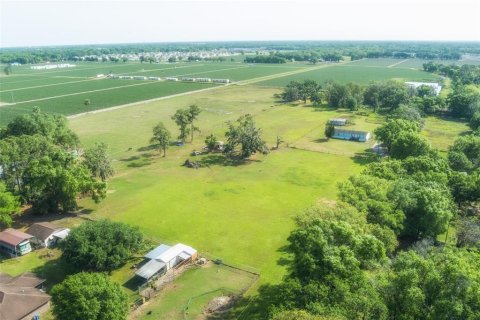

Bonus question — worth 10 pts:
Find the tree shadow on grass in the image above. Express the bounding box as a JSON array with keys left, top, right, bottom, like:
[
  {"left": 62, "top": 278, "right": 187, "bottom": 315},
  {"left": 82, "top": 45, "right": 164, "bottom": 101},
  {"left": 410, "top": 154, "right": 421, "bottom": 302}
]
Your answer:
[
  {"left": 120, "top": 151, "right": 158, "bottom": 168},
  {"left": 196, "top": 154, "right": 259, "bottom": 168},
  {"left": 352, "top": 150, "right": 381, "bottom": 165},
  {"left": 312, "top": 138, "right": 329, "bottom": 143},
  {"left": 32, "top": 256, "right": 75, "bottom": 291},
  {"left": 12, "top": 211, "right": 81, "bottom": 229},
  {"left": 137, "top": 145, "right": 157, "bottom": 152}
]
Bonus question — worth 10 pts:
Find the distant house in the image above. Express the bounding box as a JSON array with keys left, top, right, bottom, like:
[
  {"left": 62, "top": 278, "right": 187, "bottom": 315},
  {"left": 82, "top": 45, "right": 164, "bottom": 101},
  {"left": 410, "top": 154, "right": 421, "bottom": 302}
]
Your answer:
[
  {"left": 405, "top": 82, "right": 442, "bottom": 96},
  {"left": 26, "top": 222, "right": 70, "bottom": 248},
  {"left": 0, "top": 272, "right": 51, "bottom": 320},
  {"left": 332, "top": 128, "right": 371, "bottom": 142},
  {"left": 0, "top": 229, "right": 34, "bottom": 257},
  {"left": 135, "top": 243, "right": 197, "bottom": 281},
  {"left": 329, "top": 118, "right": 347, "bottom": 126}
]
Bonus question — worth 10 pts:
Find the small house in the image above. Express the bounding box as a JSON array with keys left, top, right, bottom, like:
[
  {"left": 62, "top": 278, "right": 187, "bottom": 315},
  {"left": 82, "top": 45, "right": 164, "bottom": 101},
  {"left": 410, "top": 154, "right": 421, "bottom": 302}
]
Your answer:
[
  {"left": 0, "top": 272, "right": 51, "bottom": 320},
  {"left": 135, "top": 243, "right": 197, "bottom": 281},
  {"left": 26, "top": 222, "right": 70, "bottom": 248},
  {"left": 329, "top": 118, "right": 347, "bottom": 126},
  {"left": 0, "top": 229, "right": 34, "bottom": 257},
  {"left": 332, "top": 128, "right": 371, "bottom": 142}
]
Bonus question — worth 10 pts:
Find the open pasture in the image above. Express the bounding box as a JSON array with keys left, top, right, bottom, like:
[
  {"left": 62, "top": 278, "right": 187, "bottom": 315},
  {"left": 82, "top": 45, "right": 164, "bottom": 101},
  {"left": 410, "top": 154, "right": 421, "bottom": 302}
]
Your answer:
[
  {"left": 68, "top": 84, "right": 467, "bottom": 289},
  {"left": 257, "top": 64, "right": 440, "bottom": 86}
]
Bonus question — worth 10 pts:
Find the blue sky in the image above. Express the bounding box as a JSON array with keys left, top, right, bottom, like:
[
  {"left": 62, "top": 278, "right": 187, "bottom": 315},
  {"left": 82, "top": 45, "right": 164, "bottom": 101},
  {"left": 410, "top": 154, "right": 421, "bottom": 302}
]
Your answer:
[{"left": 1, "top": 0, "right": 479, "bottom": 47}]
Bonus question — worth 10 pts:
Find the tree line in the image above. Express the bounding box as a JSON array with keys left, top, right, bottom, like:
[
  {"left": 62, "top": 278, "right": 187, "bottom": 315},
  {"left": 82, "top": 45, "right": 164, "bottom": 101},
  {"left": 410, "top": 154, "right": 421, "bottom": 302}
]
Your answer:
[
  {"left": 423, "top": 62, "right": 480, "bottom": 85},
  {"left": 3, "top": 41, "right": 477, "bottom": 64},
  {"left": 280, "top": 79, "right": 480, "bottom": 132}
]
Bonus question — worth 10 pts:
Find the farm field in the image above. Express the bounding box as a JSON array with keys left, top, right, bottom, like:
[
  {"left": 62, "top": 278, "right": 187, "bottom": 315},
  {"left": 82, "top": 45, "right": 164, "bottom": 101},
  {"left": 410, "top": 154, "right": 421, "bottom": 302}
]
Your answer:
[
  {"left": 347, "top": 58, "right": 480, "bottom": 69},
  {"left": 0, "top": 61, "right": 317, "bottom": 125},
  {"left": 257, "top": 64, "right": 440, "bottom": 86},
  {"left": 0, "top": 58, "right": 448, "bottom": 126}
]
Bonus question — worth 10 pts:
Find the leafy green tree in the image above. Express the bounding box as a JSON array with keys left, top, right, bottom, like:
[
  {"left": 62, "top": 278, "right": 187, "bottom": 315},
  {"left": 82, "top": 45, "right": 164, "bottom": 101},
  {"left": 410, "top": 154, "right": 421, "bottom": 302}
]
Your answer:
[
  {"left": 448, "top": 170, "right": 480, "bottom": 203},
  {"left": 415, "top": 84, "right": 436, "bottom": 97},
  {"left": 26, "top": 151, "right": 106, "bottom": 214},
  {"left": 281, "top": 81, "right": 302, "bottom": 102},
  {"left": 0, "top": 182, "right": 20, "bottom": 227},
  {"left": 171, "top": 108, "right": 190, "bottom": 143},
  {"left": 470, "top": 111, "right": 480, "bottom": 131},
  {"left": 389, "top": 104, "right": 425, "bottom": 128},
  {"left": 448, "top": 135, "right": 480, "bottom": 173},
  {"left": 60, "top": 220, "right": 143, "bottom": 271},
  {"left": 456, "top": 216, "right": 480, "bottom": 249},
  {"left": 300, "top": 80, "right": 321, "bottom": 104},
  {"left": 338, "top": 175, "right": 405, "bottom": 234},
  {"left": 51, "top": 272, "right": 128, "bottom": 320},
  {"left": 447, "top": 85, "right": 480, "bottom": 118},
  {"left": 204, "top": 134, "right": 217, "bottom": 151},
  {"left": 389, "top": 131, "right": 431, "bottom": 160},
  {"left": 390, "top": 179, "right": 455, "bottom": 239},
  {"left": 378, "top": 81, "right": 409, "bottom": 110},
  {"left": 282, "top": 218, "right": 387, "bottom": 318},
  {"left": 324, "top": 81, "right": 350, "bottom": 108},
  {"left": 364, "top": 82, "right": 382, "bottom": 112},
  {"left": 224, "top": 114, "right": 269, "bottom": 159},
  {"left": 380, "top": 248, "right": 480, "bottom": 320},
  {"left": 186, "top": 104, "right": 201, "bottom": 142},
  {"left": 1, "top": 107, "right": 79, "bottom": 149},
  {"left": 374, "top": 119, "right": 420, "bottom": 151},
  {"left": 150, "top": 122, "right": 171, "bottom": 157},
  {"left": 324, "top": 123, "right": 335, "bottom": 140},
  {"left": 0, "top": 135, "right": 106, "bottom": 214},
  {"left": 83, "top": 142, "right": 114, "bottom": 181}
]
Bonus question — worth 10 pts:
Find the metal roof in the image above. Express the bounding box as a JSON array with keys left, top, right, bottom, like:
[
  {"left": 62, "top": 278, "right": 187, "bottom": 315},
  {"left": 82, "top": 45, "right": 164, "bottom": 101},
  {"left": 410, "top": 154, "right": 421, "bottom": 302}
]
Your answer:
[
  {"left": 0, "top": 229, "right": 33, "bottom": 247},
  {"left": 145, "top": 244, "right": 171, "bottom": 260},
  {"left": 157, "top": 243, "right": 197, "bottom": 263},
  {"left": 135, "top": 259, "right": 166, "bottom": 280}
]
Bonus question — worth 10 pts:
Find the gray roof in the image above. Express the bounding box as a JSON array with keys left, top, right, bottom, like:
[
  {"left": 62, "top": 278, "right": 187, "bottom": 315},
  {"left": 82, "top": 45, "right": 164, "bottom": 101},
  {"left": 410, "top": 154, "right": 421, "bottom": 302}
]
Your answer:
[
  {"left": 0, "top": 272, "right": 50, "bottom": 320},
  {"left": 145, "top": 244, "right": 171, "bottom": 260},
  {"left": 135, "top": 260, "right": 166, "bottom": 280},
  {"left": 26, "top": 222, "right": 64, "bottom": 241}
]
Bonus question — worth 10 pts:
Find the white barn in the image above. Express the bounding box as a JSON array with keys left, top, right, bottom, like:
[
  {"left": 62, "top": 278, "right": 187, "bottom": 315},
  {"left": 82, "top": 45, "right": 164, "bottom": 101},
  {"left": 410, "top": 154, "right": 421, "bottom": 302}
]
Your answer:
[{"left": 135, "top": 243, "right": 197, "bottom": 281}]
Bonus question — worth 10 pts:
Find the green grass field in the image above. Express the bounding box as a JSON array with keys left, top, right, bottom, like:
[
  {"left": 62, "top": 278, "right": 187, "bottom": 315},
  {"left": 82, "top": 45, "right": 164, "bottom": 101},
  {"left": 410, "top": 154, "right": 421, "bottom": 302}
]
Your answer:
[{"left": 257, "top": 64, "right": 440, "bottom": 86}]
